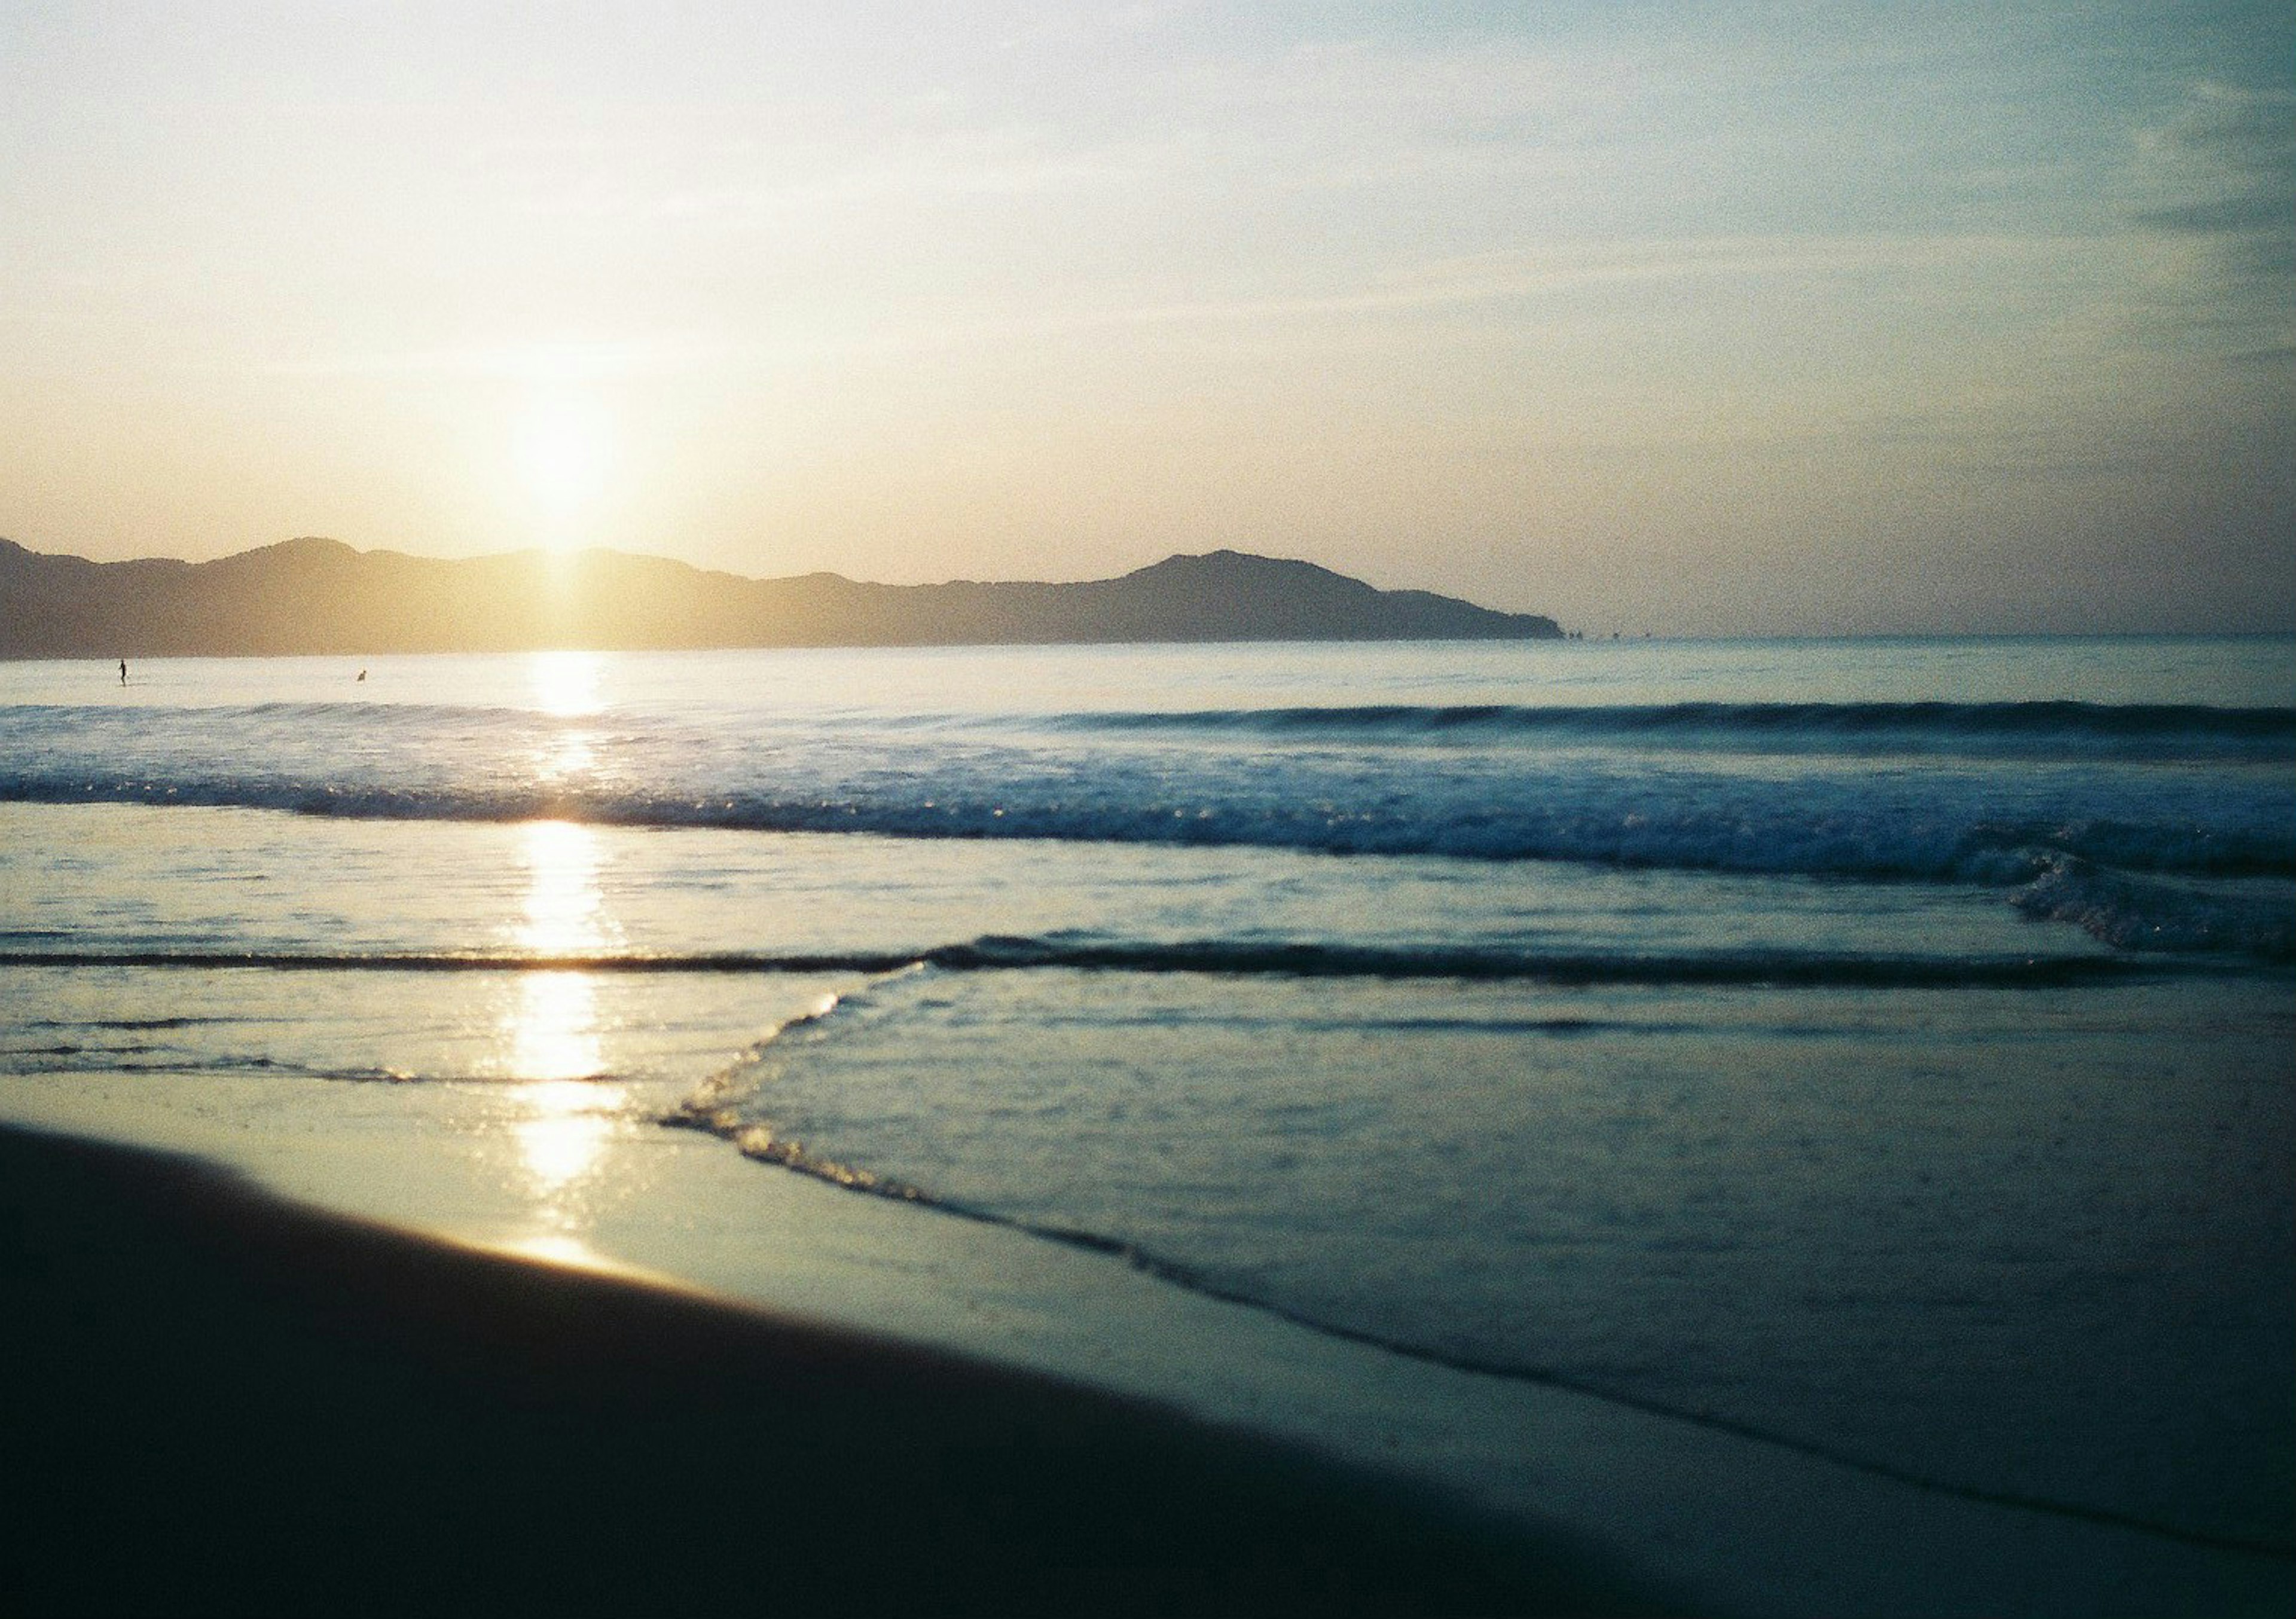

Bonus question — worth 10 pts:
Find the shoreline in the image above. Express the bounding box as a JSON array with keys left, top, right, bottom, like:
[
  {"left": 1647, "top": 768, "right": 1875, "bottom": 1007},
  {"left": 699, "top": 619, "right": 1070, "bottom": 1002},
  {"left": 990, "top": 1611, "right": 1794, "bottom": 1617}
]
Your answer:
[{"left": 0, "top": 1121, "right": 1660, "bottom": 1618}]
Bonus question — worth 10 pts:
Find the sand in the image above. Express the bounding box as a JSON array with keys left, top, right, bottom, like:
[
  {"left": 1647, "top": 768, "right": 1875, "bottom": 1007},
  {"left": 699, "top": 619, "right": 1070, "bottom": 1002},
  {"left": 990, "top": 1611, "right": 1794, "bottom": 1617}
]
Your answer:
[
  {"left": 0, "top": 1123, "right": 1666, "bottom": 1618},
  {"left": 5, "top": 1071, "right": 2296, "bottom": 1618}
]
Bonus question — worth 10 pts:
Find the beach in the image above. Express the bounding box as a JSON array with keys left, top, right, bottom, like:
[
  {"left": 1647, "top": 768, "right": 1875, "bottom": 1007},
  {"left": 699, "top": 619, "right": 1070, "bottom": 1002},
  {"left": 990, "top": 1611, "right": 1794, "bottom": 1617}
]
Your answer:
[
  {"left": 4, "top": 639, "right": 2293, "bottom": 1615},
  {"left": 1, "top": 1122, "right": 1672, "bottom": 1618},
  {"left": 6, "top": 1053, "right": 2291, "bottom": 1618}
]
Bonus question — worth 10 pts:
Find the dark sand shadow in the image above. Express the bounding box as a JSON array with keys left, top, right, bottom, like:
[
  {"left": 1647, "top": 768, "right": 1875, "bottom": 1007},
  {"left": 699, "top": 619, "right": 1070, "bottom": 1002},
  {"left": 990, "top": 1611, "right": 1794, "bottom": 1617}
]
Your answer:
[{"left": 0, "top": 1125, "right": 1686, "bottom": 1617}]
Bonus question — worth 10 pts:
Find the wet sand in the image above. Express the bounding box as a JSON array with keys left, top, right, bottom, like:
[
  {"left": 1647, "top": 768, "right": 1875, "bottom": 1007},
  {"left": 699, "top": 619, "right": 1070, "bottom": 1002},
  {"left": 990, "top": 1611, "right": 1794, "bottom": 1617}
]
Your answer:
[{"left": 0, "top": 1123, "right": 1670, "bottom": 1618}]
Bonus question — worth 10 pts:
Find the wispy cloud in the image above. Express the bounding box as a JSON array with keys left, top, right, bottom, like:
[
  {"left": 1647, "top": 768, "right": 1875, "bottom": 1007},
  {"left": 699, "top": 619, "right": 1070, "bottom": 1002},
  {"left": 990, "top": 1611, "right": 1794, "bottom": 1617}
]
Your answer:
[
  {"left": 647, "top": 130, "right": 1160, "bottom": 221},
  {"left": 258, "top": 337, "right": 726, "bottom": 381},
  {"left": 2128, "top": 81, "right": 2296, "bottom": 348},
  {"left": 1066, "top": 232, "right": 2081, "bottom": 330}
]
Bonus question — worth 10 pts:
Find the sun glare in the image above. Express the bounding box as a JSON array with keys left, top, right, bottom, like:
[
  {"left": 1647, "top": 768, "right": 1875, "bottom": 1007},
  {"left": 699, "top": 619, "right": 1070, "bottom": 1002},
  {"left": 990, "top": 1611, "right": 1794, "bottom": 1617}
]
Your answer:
[
  {"left": 528, "top": 649, "right": 604, "bottom": 719},
  {"left": 514, "top": 392, "right": 613, "bottom": 536}
]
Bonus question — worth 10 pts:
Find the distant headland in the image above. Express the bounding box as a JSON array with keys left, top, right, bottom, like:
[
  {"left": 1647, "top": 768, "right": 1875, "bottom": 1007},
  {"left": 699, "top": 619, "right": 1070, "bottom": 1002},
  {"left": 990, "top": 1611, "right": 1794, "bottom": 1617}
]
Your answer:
[{"left": 0, "top": 537, "right": 1563, "bottom": 657}]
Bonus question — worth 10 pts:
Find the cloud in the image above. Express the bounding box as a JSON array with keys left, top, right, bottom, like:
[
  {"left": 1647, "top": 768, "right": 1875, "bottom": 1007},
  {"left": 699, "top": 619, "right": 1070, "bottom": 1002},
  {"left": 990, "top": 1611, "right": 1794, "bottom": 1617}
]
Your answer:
[
  {"left": 649, "top": 128, "right": 1159, "bottom": 221},
  {"left": 258, "top": 338, "right": 725, "bottom": 381},
  {"left": 2129, "top": 82, "right": 2296, "bottom": 340},
  {"left": 1074, "top": 231, "right": 2078, "bottom": 330}
]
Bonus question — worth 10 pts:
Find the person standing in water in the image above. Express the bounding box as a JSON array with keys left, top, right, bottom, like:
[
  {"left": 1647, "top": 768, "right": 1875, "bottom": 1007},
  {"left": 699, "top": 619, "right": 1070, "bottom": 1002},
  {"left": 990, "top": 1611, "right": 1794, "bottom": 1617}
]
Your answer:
[{"left": 118, "top": 659, "right": 127, "bottom": 686}]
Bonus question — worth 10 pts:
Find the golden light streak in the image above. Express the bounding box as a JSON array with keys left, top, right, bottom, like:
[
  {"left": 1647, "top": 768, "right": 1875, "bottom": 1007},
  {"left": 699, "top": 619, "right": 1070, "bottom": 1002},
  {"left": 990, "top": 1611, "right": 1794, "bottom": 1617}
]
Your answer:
[{"left": 497, "top": 814, "right": 625, "bottom": 1239}]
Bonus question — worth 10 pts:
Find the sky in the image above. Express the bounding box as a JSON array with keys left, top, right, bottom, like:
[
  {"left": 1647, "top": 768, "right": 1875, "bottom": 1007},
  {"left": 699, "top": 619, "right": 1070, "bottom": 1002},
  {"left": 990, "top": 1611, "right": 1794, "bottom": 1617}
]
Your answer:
[{"left": 2, "top": 1, "right": 2289, "bottom": 634}]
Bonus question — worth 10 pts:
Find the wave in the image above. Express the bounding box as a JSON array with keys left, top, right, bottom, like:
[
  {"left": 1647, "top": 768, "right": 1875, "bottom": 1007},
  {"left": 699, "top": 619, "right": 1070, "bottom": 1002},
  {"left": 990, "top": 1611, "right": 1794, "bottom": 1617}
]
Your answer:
[
  {"left": 929, "top": 935, "right": 2189, "bottom": 985},
  {"left": 2010, "top": 859, "right": 2296, "bottom": 959},
  {"left": 0, "top": 698, "right": 547, "bottom": 728},
  {"left": 0, "top": 1038, "right": 616, "bottom": 1087},
  {"left": 9, "top": 691, "right": 2294, "bottom": 897},
  {"left": 0, "top": 936, "right": 2215, "bottom": 986},
  {"left": 14, "top": 694, "right": 2295, "bottom": 761},
  {"left": 16, "top": 1015, "right": 248, "bottom": 1031},
  {"left": 0, "top": 948, "right": 921, "bottom": 975},
  {"left": 1061, "top": 700, "right": 2296, "bottom": 761},
  {"left": 9, "top": 767, "right": 2292, "bottom": 889}
]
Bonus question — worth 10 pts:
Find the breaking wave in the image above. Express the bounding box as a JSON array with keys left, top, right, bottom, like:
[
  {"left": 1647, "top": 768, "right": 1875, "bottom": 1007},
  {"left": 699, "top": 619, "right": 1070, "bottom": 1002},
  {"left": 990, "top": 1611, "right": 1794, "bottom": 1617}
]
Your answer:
[
  {"left": 5, "top": 692, "right": 2291, "bottom": 954},
  {"left": 1061, "top": 699, "right": 2296, "bottom": 762},
  {"left": 0, "top": 936, "right": 2224, "bottom": 983}
]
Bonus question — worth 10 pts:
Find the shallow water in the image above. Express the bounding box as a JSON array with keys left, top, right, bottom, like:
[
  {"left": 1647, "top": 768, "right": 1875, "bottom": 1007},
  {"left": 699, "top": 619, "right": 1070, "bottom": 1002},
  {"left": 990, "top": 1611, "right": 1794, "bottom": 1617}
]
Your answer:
[{"left": 3, "top": 637, "right": 2291, "bottom": 1549}]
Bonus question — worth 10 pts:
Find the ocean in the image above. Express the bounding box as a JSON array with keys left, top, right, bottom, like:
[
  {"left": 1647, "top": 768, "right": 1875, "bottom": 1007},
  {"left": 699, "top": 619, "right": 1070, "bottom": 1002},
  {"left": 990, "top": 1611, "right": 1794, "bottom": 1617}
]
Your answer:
[{"left": 2, "top": 636, "right": 2291, "bottom": 1557}]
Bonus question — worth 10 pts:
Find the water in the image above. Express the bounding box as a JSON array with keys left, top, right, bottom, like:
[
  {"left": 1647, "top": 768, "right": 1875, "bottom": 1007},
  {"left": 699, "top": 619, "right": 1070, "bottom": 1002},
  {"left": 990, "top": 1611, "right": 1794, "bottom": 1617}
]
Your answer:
[{"left": 3, "top": 637, "right": 2291, "bottom": 1551}]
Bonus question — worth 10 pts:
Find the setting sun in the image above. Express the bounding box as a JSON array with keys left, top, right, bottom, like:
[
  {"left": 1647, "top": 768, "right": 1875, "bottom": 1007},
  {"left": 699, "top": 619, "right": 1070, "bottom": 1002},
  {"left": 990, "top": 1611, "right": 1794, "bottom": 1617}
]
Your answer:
[{"left": 514, "top": 393, "right": 613, "bottom": 536}]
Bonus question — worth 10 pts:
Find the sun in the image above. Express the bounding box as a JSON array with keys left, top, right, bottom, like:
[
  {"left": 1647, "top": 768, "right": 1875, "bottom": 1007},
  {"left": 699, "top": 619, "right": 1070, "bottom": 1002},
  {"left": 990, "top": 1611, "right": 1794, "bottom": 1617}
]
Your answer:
[{"left": 514, "top": 392, "right": 613, "bottom": 537}]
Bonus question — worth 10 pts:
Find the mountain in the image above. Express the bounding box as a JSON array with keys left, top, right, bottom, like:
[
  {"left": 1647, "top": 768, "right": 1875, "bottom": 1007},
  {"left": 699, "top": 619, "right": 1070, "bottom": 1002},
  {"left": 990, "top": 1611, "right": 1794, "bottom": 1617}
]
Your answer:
[{"left": 0, "top": 537, "right": 1562, "bottom": 656}]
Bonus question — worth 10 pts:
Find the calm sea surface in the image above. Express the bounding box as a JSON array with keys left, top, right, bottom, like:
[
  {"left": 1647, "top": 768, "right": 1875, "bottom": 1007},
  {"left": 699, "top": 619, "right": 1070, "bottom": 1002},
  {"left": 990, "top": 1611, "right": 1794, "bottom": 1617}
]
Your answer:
[{"left": 3, "top": 637, "right": 2291, "bottom": 1548}]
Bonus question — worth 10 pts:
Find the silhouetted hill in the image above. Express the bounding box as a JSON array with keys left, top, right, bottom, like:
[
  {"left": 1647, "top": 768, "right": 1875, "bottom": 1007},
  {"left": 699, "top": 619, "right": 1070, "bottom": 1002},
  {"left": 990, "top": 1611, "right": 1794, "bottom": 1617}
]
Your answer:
[{"left": 0, "top": 538, "right": 1562, "bottom": 656}]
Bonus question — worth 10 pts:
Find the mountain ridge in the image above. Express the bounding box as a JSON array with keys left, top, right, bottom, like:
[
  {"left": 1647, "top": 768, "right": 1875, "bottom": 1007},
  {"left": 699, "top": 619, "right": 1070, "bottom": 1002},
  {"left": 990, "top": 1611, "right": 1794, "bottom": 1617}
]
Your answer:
[{"left": 0, "top": 536, "right": 1564, "bottom": 656}]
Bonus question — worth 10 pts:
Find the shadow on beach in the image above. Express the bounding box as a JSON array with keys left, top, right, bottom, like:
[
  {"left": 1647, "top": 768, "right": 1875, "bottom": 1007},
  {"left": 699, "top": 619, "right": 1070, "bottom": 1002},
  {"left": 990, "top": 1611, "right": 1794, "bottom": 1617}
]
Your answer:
[{"left": 0, "top": 1125, "right": 1681, "bottom": 1617}]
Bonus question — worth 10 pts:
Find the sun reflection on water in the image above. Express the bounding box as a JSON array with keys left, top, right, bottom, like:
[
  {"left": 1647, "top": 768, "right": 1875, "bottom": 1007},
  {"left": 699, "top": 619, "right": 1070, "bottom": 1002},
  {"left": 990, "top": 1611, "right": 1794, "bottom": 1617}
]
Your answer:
[
  {"left": 511, "top": 969, "right": 604, "bottom": 1081},
  {"left": 540, "top": 729, "right": 596, "bottom": 781},
  {"left": 529, "top": 650, "right": 604, "bottom": 802},
  {"left": 520, "top": 820, "right": 604, "bottom": 960},
  {"left": 500, "top": 814, "right": 624, "bottom": 1242},
  {"left": 514, "top": 1072, "right": 625, "bottom": 1191},
  {"left": 529, "top": 649, "right": 603, "bottom": 717}
]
